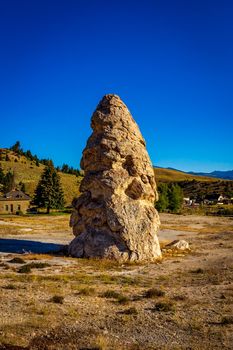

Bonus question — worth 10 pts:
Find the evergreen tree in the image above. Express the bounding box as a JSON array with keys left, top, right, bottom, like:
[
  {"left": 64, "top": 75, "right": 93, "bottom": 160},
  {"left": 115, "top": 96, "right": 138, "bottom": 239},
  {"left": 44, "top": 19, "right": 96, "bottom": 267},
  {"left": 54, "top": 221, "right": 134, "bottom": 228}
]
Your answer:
[
  {"left": 25, "top": 150, "right": 34, "bottom": 161},
  {"left": 33, "top": 163, "right": 64, "bottom": 213},
  {"left": 61, "top": 164, "right": 69, "bottom": 173},
  {"left": 155, "top": 183, "right": 169, "bottom": 212},
  {"left": 3, "top": 171, "right": 15, "bottom": 193},
  {"left": 10, "top": 141, "right": 22, "bottom": 154},
  {"left": 167, "top": 183, "right": 183, "bottom": 213},
  {"left": 0, "top": 164, "right": 4, "bottom": 184}
]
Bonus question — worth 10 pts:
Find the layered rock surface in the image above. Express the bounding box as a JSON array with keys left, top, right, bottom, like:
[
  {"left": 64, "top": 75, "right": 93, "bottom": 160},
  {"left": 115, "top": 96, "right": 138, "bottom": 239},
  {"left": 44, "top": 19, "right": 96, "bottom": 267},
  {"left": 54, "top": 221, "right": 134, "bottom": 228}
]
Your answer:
[{"left": 69, "top": 94, "right": 161, "bottom": 261}]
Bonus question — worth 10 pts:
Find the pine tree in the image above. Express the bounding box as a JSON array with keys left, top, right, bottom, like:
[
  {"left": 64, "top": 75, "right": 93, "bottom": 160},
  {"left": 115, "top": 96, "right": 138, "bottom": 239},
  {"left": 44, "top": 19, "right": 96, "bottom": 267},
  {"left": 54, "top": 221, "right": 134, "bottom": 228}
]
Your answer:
[
  {"left": 10, "top": 141, "right": 22, "bottom": 154},
  {"left": 33, "top": 163, "right": 64, "bottom": 213},
  {"left": 155, "top": 183, "right": 169, "bottom": 212},
  {"left": 3, "top": 171, "right": 15, "bottom": 193},
  {"left": 167, "top": 183, "right": 183, "bottom": 213}
]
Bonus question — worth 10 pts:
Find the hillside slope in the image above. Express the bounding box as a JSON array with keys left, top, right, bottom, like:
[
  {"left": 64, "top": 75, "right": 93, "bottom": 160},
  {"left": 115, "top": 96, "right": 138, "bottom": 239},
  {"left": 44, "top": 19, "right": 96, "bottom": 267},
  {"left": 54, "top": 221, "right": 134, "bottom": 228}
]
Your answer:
[
  {"left": 154, "top": 167, "right": 219, "bottom": 182},
  {"left": 0, "top": 150, "right": 81, "bottom": 205},
  {"left": 189, "top": 170, "right": 233, "bottom": 180},
  {"left": 154, "top": 167, "right": 233, "bottom": 198}
]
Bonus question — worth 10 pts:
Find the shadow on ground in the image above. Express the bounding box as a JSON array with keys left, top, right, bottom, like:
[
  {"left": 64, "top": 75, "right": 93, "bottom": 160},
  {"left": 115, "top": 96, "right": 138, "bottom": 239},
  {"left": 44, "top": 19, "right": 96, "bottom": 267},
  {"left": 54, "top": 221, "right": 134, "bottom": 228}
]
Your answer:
[{"left": 0, "top": 238, "right": 65, "bottom": 254}]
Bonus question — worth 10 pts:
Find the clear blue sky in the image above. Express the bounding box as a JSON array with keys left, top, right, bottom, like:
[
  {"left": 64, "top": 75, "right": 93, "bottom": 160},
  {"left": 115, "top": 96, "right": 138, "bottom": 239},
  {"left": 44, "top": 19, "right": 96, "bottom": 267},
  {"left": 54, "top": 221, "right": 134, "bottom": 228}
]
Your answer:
[{"left": 0, "top": 0, "right": 232, "bottom": 172}]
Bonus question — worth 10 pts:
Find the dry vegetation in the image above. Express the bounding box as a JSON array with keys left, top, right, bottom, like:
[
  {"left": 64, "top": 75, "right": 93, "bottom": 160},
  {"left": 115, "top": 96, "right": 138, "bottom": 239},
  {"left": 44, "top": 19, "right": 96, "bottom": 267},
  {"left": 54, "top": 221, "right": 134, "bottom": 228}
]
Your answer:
[
  {"left": 0, "top": 213, "right": 232, "bottom": 349},
  {"left": 153, "top": 167, "right": 218, "bottom": 183}
]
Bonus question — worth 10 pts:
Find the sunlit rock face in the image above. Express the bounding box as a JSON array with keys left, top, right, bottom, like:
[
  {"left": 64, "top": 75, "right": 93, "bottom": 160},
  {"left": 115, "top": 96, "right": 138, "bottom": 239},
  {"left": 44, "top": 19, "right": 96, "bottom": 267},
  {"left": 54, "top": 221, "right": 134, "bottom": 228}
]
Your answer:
[{"left": 69, "top": 94, "right": 161, "bottom": 261}]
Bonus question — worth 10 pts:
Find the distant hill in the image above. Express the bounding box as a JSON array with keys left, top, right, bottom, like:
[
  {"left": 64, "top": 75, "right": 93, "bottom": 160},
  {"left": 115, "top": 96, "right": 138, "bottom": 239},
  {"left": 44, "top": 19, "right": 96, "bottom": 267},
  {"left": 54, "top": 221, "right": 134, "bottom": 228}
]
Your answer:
[
  {"left": 154, "top": 167, "right": 233, "bottom": 198},
  {"left": 153, "top": 167, "right": 219, "bottom": 183},
  {"left": 188, "top": 170, "right": 233, "bottom": 180}
]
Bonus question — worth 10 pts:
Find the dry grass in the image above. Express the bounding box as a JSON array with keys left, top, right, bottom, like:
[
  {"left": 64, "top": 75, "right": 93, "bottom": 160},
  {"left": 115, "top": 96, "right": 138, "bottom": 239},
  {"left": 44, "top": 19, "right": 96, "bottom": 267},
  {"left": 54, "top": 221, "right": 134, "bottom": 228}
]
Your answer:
[
  {"left": 154, "top": 167, "right": 218, "bottom": 182},
  {"left": 0, "top": 213, "right": 232, "bottom": 349}
]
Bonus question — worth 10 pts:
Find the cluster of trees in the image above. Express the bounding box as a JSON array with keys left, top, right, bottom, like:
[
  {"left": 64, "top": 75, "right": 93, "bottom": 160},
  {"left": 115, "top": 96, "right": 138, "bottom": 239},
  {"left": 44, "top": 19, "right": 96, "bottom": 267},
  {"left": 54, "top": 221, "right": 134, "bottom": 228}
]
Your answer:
[
  {"left": 155, "top": 183, "right": 183, "bottom": 213},
  {"left": 33, "top": 161, "right": 64, "bottom": 213},
  {"left": 56, "top": 164, "right": 81, "bottom": 176},
  {"left": 0, "top": 166, "right": 26, "bottom": 194},
  {"left": 0, "top": 166, "right": 15, "bottom": 193},
  {"left": 10, "top": 141, "right": 40, "bottom": 166},
  {"left": 0, "top": 160, "right": 64, "bottom": 213},
  {"left": 9, "top": 141, "right": 80, "bottom": 176}
]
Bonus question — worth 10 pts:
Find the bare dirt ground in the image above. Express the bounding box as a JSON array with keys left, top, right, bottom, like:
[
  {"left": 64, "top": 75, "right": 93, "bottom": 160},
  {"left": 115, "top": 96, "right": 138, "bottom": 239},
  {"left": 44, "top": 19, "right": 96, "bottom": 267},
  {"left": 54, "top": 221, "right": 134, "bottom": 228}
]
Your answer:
[{"left": 0, "top": 213, "right": 232, "bottom": 350}]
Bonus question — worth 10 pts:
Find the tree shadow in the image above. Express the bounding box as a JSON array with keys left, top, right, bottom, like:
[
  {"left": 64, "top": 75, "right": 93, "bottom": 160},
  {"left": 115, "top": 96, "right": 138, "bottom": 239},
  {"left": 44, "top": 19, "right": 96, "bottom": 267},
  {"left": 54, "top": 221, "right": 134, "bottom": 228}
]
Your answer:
[{"left": 0, "top": 238, "right": 66, "bottom": 254}]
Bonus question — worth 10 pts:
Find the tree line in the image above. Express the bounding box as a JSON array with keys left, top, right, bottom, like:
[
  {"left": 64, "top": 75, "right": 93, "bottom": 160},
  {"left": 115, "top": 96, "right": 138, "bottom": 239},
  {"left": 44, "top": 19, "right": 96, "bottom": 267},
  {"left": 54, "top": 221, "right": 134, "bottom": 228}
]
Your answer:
[{"left": 4, "top": 141, "right": 81, "bottom": 176}]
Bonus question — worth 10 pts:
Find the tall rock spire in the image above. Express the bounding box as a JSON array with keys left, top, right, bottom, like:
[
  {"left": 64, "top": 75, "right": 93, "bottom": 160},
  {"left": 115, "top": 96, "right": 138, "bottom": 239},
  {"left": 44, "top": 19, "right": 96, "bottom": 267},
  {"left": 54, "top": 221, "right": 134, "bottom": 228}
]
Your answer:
[{"left": 69, "top": 94, "right": 161, "bottom": 261}]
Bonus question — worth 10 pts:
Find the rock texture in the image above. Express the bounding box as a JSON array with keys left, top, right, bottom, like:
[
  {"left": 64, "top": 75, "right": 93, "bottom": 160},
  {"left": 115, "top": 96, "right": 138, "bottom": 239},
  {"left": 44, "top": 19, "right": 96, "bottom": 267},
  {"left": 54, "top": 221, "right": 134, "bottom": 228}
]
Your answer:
[
  {"left": 69, "top": 94, "right": 161, "bottom": 261},
  {"left": 165, "top": 240, "right": 190, "bottom": 251}
]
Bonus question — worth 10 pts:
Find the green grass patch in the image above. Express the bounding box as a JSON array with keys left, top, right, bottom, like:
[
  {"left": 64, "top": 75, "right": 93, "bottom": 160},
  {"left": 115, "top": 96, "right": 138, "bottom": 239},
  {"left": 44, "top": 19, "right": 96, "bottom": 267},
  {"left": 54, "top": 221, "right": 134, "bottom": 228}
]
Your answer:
[{"left": 101, "top": 289, "right": 130, "bottom": 304}]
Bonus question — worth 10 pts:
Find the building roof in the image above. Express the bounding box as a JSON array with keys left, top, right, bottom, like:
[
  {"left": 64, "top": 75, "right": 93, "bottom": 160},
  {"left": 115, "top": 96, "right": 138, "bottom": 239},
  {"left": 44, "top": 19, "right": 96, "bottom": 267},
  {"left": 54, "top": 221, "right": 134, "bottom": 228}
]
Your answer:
[{"left": 0, "top": 189, "right": 31, "bottom": 201}]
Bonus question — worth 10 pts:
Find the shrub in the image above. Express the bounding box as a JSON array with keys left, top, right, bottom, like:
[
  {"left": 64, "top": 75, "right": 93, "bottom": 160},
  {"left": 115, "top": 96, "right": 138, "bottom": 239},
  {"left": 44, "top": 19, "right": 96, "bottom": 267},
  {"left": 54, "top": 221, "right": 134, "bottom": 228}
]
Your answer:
[
  {"left": 120, "top": 307, "right": 138, "bottom": 315},
  {"left": 8, "top": 257, "right": 26, "bottom": 264},
  {"left": 101, "top": 290, "right": 121, "bottom": 299},
  {"left": 143, "top": 288, "right": 165, "bottom": 298},
  {"left": 190, "top": 268, "right": 204, "bottom": 274},
  {"left": 173, "top": 294, "right": 186, "bottom": 301},
  {"left": 101, "top": 290, "right": 129, "bottom": 304},
  {"left": 153, "top": 301, "right": 175, "bottom": 312},
  {"left": 50, "top": 295, "right": 64, "bottom": 304},
  {"left": 3, "top": 284, "right": 17, "bottom": 290},
  {"left": 117, "top": 295, "right": 130, "bottom": 304},
  {"left": 17, "top": 265, "right": 31, "bottom": 273},
  {"left": 27, "top": 262, "right": 50, "bottom": 269},
  {"left": 221, "top": 315, "right": 233, "bottom": 325},
  {"left": 17, "top": 262, "right": 50, "bottom": 272}
]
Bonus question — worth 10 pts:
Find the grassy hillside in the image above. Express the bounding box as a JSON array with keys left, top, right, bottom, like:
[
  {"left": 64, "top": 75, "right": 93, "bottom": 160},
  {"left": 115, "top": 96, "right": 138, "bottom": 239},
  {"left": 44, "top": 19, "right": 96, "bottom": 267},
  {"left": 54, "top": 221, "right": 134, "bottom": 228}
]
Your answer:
[
  {"left": 177, "top": 179, "right": 233, "bottom": 199},
  {"left": 0, "top": 149, "right": 81, "bottom": 206},
  {"left": 154, "top": 167, "right": 219, "bottom": 183},
  {"left": 154, "top": 168, "right": 233, "bottom": 198}
]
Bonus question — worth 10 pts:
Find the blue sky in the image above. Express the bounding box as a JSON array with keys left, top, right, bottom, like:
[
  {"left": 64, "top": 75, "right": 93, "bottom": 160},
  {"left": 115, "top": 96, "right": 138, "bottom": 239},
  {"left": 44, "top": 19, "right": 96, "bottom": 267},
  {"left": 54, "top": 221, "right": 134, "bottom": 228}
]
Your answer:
[{"left": 0, "top": 0, "right": 232, "bottom": 172}]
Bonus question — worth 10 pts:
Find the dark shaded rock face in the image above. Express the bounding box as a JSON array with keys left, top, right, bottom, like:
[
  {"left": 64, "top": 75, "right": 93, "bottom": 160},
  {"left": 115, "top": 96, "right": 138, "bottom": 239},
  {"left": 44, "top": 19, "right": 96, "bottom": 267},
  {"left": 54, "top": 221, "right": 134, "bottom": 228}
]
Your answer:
[{"left": 69, "top": 94, "right": 161, "bottom": 261}]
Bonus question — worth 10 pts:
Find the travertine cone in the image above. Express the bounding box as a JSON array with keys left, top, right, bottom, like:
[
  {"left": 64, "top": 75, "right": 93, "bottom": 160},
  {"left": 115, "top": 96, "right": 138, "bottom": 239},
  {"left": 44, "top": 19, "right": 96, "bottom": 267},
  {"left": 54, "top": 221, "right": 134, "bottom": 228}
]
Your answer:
[{"left": 69, "top": 94, "right": 161, "bottom": 261}]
